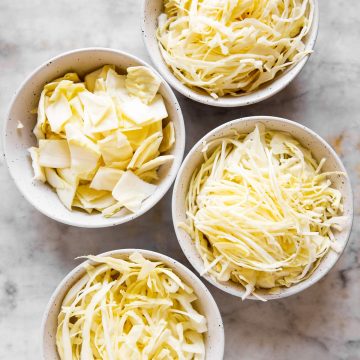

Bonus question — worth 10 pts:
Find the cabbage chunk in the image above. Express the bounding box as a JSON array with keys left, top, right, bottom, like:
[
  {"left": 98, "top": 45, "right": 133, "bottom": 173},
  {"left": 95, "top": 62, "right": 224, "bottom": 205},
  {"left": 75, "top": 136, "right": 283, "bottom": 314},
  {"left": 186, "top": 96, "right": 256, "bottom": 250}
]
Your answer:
[
  {"left": 28, "top": 147, "right": 46, "bottom": 182},
  {"left": 29, "top": 65, "right": 175, "bottom": 216},
  {"left": 112, "top": 171, "right": 156, "bottom": 212},
  {"left": 90, "top": 167, "right": 124, "bottom": 191},
  {"left": 38, "top": 140, "right": 71, "bottom": 168},
  {"left": 125, "top": 66, "right": 161, "bottom": 104}
]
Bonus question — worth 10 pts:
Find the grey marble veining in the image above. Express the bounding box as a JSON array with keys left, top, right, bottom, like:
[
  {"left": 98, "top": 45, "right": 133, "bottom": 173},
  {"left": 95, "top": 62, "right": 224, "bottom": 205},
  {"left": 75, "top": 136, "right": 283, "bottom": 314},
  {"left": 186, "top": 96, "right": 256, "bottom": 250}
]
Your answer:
[{"left": 0, "top": 0, "right": 359, "bottom": 359}]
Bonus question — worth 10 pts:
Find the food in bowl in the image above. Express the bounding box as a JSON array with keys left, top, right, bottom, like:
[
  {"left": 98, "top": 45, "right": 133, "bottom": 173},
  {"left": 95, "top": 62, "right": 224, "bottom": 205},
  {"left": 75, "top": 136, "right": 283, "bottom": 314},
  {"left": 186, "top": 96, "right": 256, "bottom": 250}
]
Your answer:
[
  {"left": 157, "top": 0, "right": 314, "bottom": 98},
  {"left": 56, "top": 253, "right": 207, "bottom": 359},
  {"left": 28, "top": 65, "right": 175, "bottom": 217},
  {"left": 180, "top": 124, "right": 347, "bottom": 299}
]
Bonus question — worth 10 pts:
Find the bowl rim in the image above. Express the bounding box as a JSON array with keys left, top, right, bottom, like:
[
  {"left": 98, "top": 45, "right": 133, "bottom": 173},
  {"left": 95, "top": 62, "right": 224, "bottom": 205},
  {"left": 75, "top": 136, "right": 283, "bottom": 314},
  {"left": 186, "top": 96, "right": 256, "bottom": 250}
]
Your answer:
[
  {"left": 141, "top": 0, "right": 319, "bottom": 107},
  {"left": 3, "top": 47, "right": 186, "bottom": 228},
  {"left": 41, "top": 248, "right": 225, "bottom": 359},
  {"left": 172, "top": 115, "right": 354, "bottom": 300}
]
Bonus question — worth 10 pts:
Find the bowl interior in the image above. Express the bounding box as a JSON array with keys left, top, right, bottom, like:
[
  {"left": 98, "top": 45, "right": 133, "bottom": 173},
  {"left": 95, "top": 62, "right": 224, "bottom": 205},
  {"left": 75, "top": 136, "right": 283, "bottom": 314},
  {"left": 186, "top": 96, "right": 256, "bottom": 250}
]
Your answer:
[
  {"left": 172, "top": 116, "right": 353, "bottom": 300},
  {"left": 142, "top": 0, "right": 319, "bottom": 107},
  {"left": 42, "top": 249, "right": 224, "bottom": 360},
  {"left": 4, "top": 48, "right": 185, "bottom": 227}
]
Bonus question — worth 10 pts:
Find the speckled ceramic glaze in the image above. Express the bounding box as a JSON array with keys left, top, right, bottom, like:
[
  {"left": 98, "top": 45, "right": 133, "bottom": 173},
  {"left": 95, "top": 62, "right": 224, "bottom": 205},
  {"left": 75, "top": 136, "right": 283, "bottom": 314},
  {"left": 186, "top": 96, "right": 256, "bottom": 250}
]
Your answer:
[
  {"left": 4, "top": 48, "right": 185, "bottom": 228},
  {"left": 141, "top": 0, "right": 319, "bottom": 107},
  {"left": 41, "top": 249, "right": 224, "bottom": 360},
  {"left": 172, "top": 116, "right": 354, "bottom": 300}
]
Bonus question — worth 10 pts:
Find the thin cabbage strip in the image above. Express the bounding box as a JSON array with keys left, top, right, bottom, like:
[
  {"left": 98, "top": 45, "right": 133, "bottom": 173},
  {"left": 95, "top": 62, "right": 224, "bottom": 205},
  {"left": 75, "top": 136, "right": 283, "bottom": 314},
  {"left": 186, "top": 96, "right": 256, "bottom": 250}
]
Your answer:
[
  {"left": 56, "top": 253, "right": 206, "bottom": 360},
  {"left": 157, "top": 0, "right": 314, "bottom": 97},
  {"left": 181, "top": 124, "right": 347, "bottom": 299}
]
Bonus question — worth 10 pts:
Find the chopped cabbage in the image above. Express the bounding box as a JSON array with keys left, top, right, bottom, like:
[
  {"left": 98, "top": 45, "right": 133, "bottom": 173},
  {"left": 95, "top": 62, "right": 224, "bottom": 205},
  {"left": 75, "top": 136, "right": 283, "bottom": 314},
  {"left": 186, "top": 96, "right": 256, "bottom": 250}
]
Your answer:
[
  {"left": 125, "top": 66, "right": 161, "bottom": 104},
  {"left": 120, "top": 94, "right": 168, "bottom": 125},
  {"left": 182, "top": 124, "right": 346, "bottom": 299},
  {"left": 38, "top": 140, "right": 71, "bottom": 168},
  {"left": 28, "top": 147, "right": 46, "bottom": 182},
  {"left": 45, "top": 93, "right": 72, "bottom": 133},
  {"left": 90, "top": 167, "right": 124, "bottom": 191},
  {"left": 29, "top": 65, "right": 175, "bottom": 217},
  {"left": 85, "top": 65, "right": 114, "bottom": 92},
  {"left": 76, "top": 185, "right": 116, "bottom": 210},
  {"left": 157, "top": 0, "right": 314, "bottom": 97},
  {"left": 136, "top": 155, "right": 175, "bottom": 175},
  {"left": 128, "top": 132, "right": 163, "bottom": 169},
  {"left": 79, "top": 90, "right": 119, "bottom": 133},
  {"left": 98, "top": 130, "right": 133, "bottom": 166},
  {"left": 65, "top": 124, "right": 101, "bottom": 177},
  {"left": 159, "top": 121, "right": 175, "bottom": 153},
  {"left": 44, "top": 168, "right": 76, "bottom": 210},
  {"left": 112, "top": 170, "right": 157, "bottom": 212},
  {"left": 56, "top": 253, "right": 206, "bottom": 360}
]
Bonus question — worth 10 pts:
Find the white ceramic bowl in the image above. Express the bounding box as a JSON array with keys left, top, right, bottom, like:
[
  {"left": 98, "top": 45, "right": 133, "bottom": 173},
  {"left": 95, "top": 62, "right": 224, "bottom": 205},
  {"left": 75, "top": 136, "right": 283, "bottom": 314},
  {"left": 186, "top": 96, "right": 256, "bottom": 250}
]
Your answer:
[
  {"left": 41, "top": 249, "right": 224, "bottom": 359},
  {"left": 172, "top": 116, "right": 354, "bottom": 300},
  {"left": 4, "top": 48, "right": 185, "bottom": 228},
  {"left": 141, "top": 0, "right": 319, "bottom": 107}
]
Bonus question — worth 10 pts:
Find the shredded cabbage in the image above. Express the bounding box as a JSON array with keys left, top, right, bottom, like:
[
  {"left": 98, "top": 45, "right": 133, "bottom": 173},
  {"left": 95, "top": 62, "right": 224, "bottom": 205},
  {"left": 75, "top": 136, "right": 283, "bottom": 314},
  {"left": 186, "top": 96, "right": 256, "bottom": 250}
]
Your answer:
[
  {"left": 56, "top": 253, "right": 206, "bottom": 360},
  {"left": 181, "top": 124, "right": 347, "bottom": 299},
  {"left": 157, "top": 0, "right": 314, "bottom": 98},
  {"left": 29, "top": 66, "right": 175, "bottom": 217}
]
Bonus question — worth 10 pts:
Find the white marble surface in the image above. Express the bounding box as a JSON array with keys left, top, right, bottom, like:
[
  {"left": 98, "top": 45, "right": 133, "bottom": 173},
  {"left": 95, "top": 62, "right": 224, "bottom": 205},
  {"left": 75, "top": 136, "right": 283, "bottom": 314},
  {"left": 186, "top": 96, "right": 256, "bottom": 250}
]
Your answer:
[{"left": 0, "top": 0, "right": 359, "bottom": 359}]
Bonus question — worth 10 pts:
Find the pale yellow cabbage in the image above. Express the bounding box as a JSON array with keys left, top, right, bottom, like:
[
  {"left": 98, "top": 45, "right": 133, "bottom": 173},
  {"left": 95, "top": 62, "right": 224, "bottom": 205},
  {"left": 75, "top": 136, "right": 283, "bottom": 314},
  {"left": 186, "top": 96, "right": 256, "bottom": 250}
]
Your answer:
[
  {"left": 126, "top": 66, "right": 162, "bottom": 104},
  {"left": 157, "top": 0, "right": 314, "bottom": 98},
  {"left": 56, "top": 253, "right": 206, "bottom": 360},
  {"left": 28, "top": 147, "right": 46, "bottom": 182},
  {"left": 182, "top": 124, "right": 347, "bottom": 299},
  {"left": 90, "top": 167, "right": 124, "bottom": 191},
  {"left": 38, "top": 139, "right": 71, "bottom": 168},
  {"left": 112, "top": 170, "right": 157, "bottom": 213},
  {"left": 29, "top": 66, "right": 175, "bottom": 217}
]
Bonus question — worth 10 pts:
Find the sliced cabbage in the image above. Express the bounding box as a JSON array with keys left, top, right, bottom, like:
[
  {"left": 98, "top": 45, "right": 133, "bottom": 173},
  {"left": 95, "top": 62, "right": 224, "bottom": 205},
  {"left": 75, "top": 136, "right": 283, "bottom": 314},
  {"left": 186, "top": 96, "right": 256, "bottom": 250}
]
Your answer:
[
  {"left": 125, "top": 66, "right": 161, "bottom": 104},
  {"left": 44, "top": 168, "right": 76, "bottom": 210},
  {"left": 45, "top": 85, "right": 75, "bottom": 133},
  {"left": 84, "top": 65, "right": 114, "bottom": 92},
  {"left": 79, "top": 90, "right": 111, "bottom": 125},
  {"left": 112, "top": 171, "right": 156, "bottom": 212},
  {"left": 29, "top": 65, "right": 174, "bottom": 217},
  {"left": 101, "top": 201, "right": 125, "bottom": 218},
  {"left": 98, "top": 130, "right": 133, "bottom": 166},
  {"left": 28, "top": 147, "right": 46, "bottom": 182},
  {"left": 76, "top": 185, "right": 116, "bottom": 210},
  {"left": 57, "top": 168, "right": 79, "bottom": 188},
  {"left": 38, "top": 140, "right": 71, "bottom": 168},
  {"left": 137, "top": 169, "right": 160, "bottom": 183},
  {"left": 105, "top": 68, "right": 130, "bottom": 102},
  {"left": 120, "top": 94, "right": 168, "bottom": 125},
  {"left": 122, "top": 126, "right": 153, "bottom": 150},
  {"left": 159, "top": 121, "right": 175, "bottom": 152},
  {"left": 65, "top": 123, "right": 101, "bottom": 176},
  {"left": 33, "top": 89, "right": 47, "bottom": 140},
  {"left": 56, "top": 253, "right": 206, "bottom": 360},
  {"left": 128, "top": 132, "right": 163, "bottom": 169},
  {"left": 157, "top": 0, "right": 314, "bottom": 97},
  {"left": 79, "top": 90, "right": 119, "bottom": 133},
  {"left": 90, "top": 167, "right": 123, "bottom": 191},
  {"left": 182, "top": 124, "right": 346, "bottom": 299},
  {"left": 136, "top": 155, "right": 174, "bottom": 175},
  {"left": 33, "top": 76, "right": 81, "bottom": 139}
]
